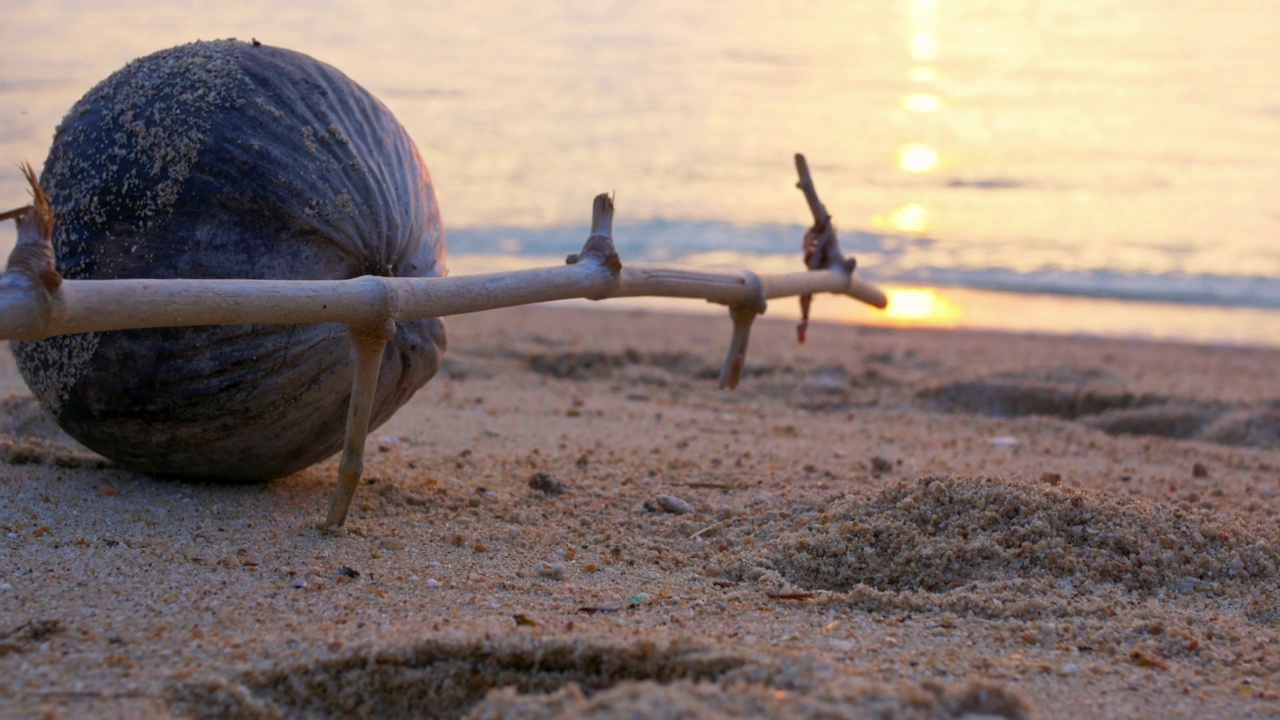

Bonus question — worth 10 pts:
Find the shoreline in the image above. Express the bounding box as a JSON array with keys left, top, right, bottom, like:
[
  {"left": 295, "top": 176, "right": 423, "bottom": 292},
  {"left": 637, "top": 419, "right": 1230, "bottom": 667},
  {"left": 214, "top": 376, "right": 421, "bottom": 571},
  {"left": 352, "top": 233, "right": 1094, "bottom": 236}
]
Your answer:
[
  {"left": 2, "top": 304, "right": 1279, "bottom": 718},
  {"left": 446, "top": 254, "right": 1280, "bottom": 350}
]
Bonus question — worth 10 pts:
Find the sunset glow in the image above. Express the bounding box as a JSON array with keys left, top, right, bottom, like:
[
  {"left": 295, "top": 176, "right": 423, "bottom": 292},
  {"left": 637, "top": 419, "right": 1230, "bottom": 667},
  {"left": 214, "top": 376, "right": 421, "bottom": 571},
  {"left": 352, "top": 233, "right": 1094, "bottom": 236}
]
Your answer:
[
  {"left": 910, "top": 32, "right": 938, "bottom": 61},
  {"left": 897, "top": 143, "right": 939, "bottom": 173},
  {"left": 890, "top": 203, "right": 929, "bottom": 232},
  {"left": 903, "top": 93, "right": 942, "bottom": 113},
  {"left": 878, "top": 288, "right": 961, "bottom": 325},
  {"left": 909, "top": 66, "right": 938, "bottom": 82}
]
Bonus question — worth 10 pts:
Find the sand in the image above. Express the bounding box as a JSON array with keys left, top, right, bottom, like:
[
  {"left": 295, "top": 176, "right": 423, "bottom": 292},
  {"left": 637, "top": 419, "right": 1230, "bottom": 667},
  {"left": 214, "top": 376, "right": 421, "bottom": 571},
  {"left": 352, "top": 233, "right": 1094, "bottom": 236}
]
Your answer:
[{"left": 1, "top": 304, "right": 1279, "bottom": 719}]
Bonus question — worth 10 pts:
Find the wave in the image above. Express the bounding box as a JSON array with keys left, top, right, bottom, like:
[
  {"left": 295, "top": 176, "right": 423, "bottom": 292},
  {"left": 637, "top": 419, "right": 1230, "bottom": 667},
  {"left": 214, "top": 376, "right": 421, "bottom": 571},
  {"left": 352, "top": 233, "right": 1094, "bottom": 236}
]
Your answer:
[{"left": 446, "top": 221, "right": 1280, "bottom": 312}]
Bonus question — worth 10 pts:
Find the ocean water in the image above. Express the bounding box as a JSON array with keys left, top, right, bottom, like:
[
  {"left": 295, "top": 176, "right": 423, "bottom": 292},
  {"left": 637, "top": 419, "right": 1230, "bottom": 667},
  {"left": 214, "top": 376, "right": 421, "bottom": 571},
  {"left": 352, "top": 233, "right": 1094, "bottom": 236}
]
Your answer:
[{"left": 1, "top": 1, "right": 1277, "bottom": 346}]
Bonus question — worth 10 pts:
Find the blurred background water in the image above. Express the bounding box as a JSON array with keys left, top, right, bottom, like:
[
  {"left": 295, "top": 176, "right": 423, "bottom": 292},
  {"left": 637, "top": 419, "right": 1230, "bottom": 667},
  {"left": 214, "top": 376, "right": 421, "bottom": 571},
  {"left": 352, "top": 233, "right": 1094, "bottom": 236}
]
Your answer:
[{"left": 1, "top": 0, "right": 1277, "bottom": 346}]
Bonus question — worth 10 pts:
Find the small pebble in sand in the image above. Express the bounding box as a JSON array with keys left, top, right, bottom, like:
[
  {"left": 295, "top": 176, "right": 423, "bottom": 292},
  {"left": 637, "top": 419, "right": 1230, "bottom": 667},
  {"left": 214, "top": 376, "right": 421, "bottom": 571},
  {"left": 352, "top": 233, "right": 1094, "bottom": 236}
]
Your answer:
[
  {"left": 1192, "top": 462, "right": 1209, "bottom": 478},
  {"left": 337, "top": 566, "right": 360, "bottom": 579},
  {"left": 1040, "top": 472, "right": 1062, "bottom": 486},
  {"left": 990, "top": 436, "right": 1019, "bottom": 447},
  {"left": 537, "top": 561, "right": 567, "bottom": 580},
  {"left": 292, "top": 579, "right": 307, "bottom": 589},
  {"left": 652, "top": 494, "right": 695, "bottom": 514},
  {"left": 528, "top": 472, "right": 566, "bottom": 496},
  {"left": 871, "top": 456, "right": 894, "bottom": 475}
]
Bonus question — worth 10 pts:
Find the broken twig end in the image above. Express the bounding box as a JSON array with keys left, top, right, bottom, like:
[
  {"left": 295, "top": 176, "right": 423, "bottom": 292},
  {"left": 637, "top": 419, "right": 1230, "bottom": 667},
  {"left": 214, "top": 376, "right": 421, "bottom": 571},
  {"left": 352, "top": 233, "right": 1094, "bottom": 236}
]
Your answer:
[
  {"left": 20, "top": 162, "right": 53, "bottom": 240},
  {"left": 590, "top": 192, "right": 615, "bottom": 238},
  {"left": 567, "top": 193, "right": 622, "bottom": 276},
  {"left": 4, "top": 163, "right": 62, "bottom": 293}
]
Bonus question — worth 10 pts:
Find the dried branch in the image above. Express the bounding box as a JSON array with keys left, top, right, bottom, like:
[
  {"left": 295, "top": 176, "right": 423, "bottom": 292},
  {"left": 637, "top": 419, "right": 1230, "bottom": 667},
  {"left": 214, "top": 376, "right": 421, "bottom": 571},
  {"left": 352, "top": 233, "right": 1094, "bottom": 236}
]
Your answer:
[
  {"left": 793, "top": 153, "right": 855, "bottom": 343},
  {"left": 0, "top": 233, "right": 885, "bottom": 342},
  {"left": 794, "top": 153, "right": 831, "bottom": 231}
]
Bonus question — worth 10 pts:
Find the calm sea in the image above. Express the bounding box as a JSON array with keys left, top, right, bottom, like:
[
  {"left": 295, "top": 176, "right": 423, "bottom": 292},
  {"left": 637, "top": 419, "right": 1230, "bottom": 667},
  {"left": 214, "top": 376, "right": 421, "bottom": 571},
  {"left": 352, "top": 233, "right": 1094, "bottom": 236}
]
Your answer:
[{"left": 1, "top": 1, "right": 1278, "bottom": 346}]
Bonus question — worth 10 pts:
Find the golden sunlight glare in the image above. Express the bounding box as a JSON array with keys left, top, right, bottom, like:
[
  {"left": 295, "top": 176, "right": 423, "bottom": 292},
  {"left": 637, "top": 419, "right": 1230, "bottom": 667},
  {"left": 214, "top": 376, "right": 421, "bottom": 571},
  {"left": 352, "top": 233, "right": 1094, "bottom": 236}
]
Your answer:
[
  {"left": 909, "top": 66, "right": 938, "bottom": 82},
  {"left": 879, "top": 288, "right": 961, "bottom": 324},
  {"left": 897, "top": 143, "right": 939, "bottom": 173},
  {"left": 910, "top": 32, "right": 937, "bottom": 61},
  {"left": 890, "top": 203, "right": 929, "bottom": 232},
  {"left": 903, "top": 93, "right": 942, "bottom": 112}
]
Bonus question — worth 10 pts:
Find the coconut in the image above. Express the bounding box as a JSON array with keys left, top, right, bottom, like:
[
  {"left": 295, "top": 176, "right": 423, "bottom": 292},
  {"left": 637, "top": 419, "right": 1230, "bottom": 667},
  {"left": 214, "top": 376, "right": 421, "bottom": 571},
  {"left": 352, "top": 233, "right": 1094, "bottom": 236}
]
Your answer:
[{"left": 11, "top": 39, "right": 447, "bottom": 481}]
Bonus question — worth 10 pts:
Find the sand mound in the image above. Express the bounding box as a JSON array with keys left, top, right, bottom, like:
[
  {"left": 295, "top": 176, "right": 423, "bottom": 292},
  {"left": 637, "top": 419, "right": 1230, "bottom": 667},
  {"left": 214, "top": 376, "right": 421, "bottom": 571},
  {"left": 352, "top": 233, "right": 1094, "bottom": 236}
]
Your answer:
[
  {"left": 745, "top": 363, "right": 900, "bottom": 412},
  {"left": 917, "top": 372, "right": 1152, "bottom": 420},
  {"left": 1200, "top": 405, "right": 1280, "bottom": 447},
  {"left": 171, "top": 637, "right": 1029, "bottom": 720},
  {"left": 474, "top": 676, "right": 1029, "bottom": 720},
  {"left": 919, "top": 371, "right": 1279, "bottom": 448},
  {"left": 525, "top": 349, "right": 898, "bottom": 412},
  {"left": 749, "top": 476, "right": 1280, "bottom": 597},
  {"left": 526, "top": 350, "right": 715, "bottom": 382}
]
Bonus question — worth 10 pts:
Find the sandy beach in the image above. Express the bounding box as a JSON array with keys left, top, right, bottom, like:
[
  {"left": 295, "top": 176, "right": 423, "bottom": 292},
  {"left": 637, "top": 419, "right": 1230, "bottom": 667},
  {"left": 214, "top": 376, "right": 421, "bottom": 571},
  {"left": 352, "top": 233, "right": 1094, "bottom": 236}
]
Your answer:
[{"left": 2, "top": 304, "right": 1279, "bottom": 719}]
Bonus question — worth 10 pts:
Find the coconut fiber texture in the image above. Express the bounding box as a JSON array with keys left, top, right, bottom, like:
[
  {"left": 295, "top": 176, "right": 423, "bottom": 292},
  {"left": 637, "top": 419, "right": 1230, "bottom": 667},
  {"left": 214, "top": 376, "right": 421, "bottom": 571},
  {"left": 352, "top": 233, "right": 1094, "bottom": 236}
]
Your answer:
[{"left": 12, "top": 39, "right": 447, "bottom": 480}]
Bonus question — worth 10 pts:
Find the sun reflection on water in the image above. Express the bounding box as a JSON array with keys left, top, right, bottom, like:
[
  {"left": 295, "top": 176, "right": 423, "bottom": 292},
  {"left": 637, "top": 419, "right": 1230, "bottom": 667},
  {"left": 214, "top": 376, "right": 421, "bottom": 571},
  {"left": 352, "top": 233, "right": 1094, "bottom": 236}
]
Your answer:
[
  {"left": 902, "top": 93, "right": 942, "bottom": 112},
  {"left": 897, "top": 142, "right": 939, "bottom": 173},
  {"left": 877, "top": 0, "right": 945, "bottom": 237},
  {"left": 910, "top": 33, "right": 938, "bottom": 62},
  {"left": 908, "top": 0, "right": 938, "bottom": 61},
  {"left": 872, "top": 203, "right": 930, "bottom": 233},
  {"left": 876, "top": 287, "right": 961, "bottom": 326},
  {"left": 891, "top": 203, "right": 930, "bottom": 232},
  {"left": 908, "top": 66, "right": 938, "bottom": 82}
]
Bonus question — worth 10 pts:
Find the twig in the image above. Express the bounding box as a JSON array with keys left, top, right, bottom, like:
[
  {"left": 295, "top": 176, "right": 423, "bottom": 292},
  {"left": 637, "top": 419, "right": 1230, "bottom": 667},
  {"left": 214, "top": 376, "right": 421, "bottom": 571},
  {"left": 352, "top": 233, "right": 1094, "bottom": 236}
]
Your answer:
[
  {"left": 32, "top": 690, "right": 162, "bottom": 701},
  {"left": 576, "top": 605, "right": 622, "bottom": 614},
  {"left": 324, "top": 328, "right": 391, "bottom": 528},
  {"left": 794, "top": 154, "right": 832, "bottom": 230},
  {"left": 1, "top": 618, "right": 65, "bottom": 641},
  {"left": 688, "top": 520, "right": 724, "bottom": 539},
  {"left": 765, "top": 591, "right": 817, "bottom": 601},
  {"left": 0, "top": 205, "right": 30, "bottom": 222},
  {"left": 0, "top": 234, "right": 884, "bottom": 342},
  {"left": 793, "top": 153, "right": 856, "bottom": 343}
]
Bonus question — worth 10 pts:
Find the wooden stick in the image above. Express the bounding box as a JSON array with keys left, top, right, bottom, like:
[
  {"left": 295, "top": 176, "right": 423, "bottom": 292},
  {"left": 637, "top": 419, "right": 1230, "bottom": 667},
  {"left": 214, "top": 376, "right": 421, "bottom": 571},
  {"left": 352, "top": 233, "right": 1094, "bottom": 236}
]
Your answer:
[
  {"left": 794, "top": 153, "right": 832, "bottom": 230},
  {"left": 324, "top": 330, "right": 390, "bottom": 529},
  {"left": 793, "top": 153, "right": 859, "bottom": 343},
  {"left": 0, "top": 205, "right": 31, "bottom": 223},
  {"left": 0, "top": 263, "right": 884, "bottom": 339},
  {"left": 719, "top": 303, "right": 757, "bottom": 390},
  {"left": 0, "top": 243, "right": 885, "bottom": 344}
]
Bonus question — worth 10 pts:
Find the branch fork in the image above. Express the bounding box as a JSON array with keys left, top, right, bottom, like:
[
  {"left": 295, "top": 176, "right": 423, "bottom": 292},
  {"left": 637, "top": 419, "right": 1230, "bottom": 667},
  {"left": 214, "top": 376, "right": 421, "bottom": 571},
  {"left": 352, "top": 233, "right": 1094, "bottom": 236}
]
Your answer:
[
  {"left": 1, "top": 156, "right": 886, "bottom": 527},
  {"left": 794, "top": 153, "right": 855, "bottom": 344},
  {"left": 566, "top": 194, "right": 622, "bottom": 270}
]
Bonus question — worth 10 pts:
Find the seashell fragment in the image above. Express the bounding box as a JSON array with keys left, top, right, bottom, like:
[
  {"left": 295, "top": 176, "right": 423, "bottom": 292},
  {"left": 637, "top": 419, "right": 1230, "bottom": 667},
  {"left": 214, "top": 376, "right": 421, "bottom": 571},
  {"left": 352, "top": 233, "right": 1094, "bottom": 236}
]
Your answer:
[{"left": 11, "top": 39, "right": 447, "bottom": 481}]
